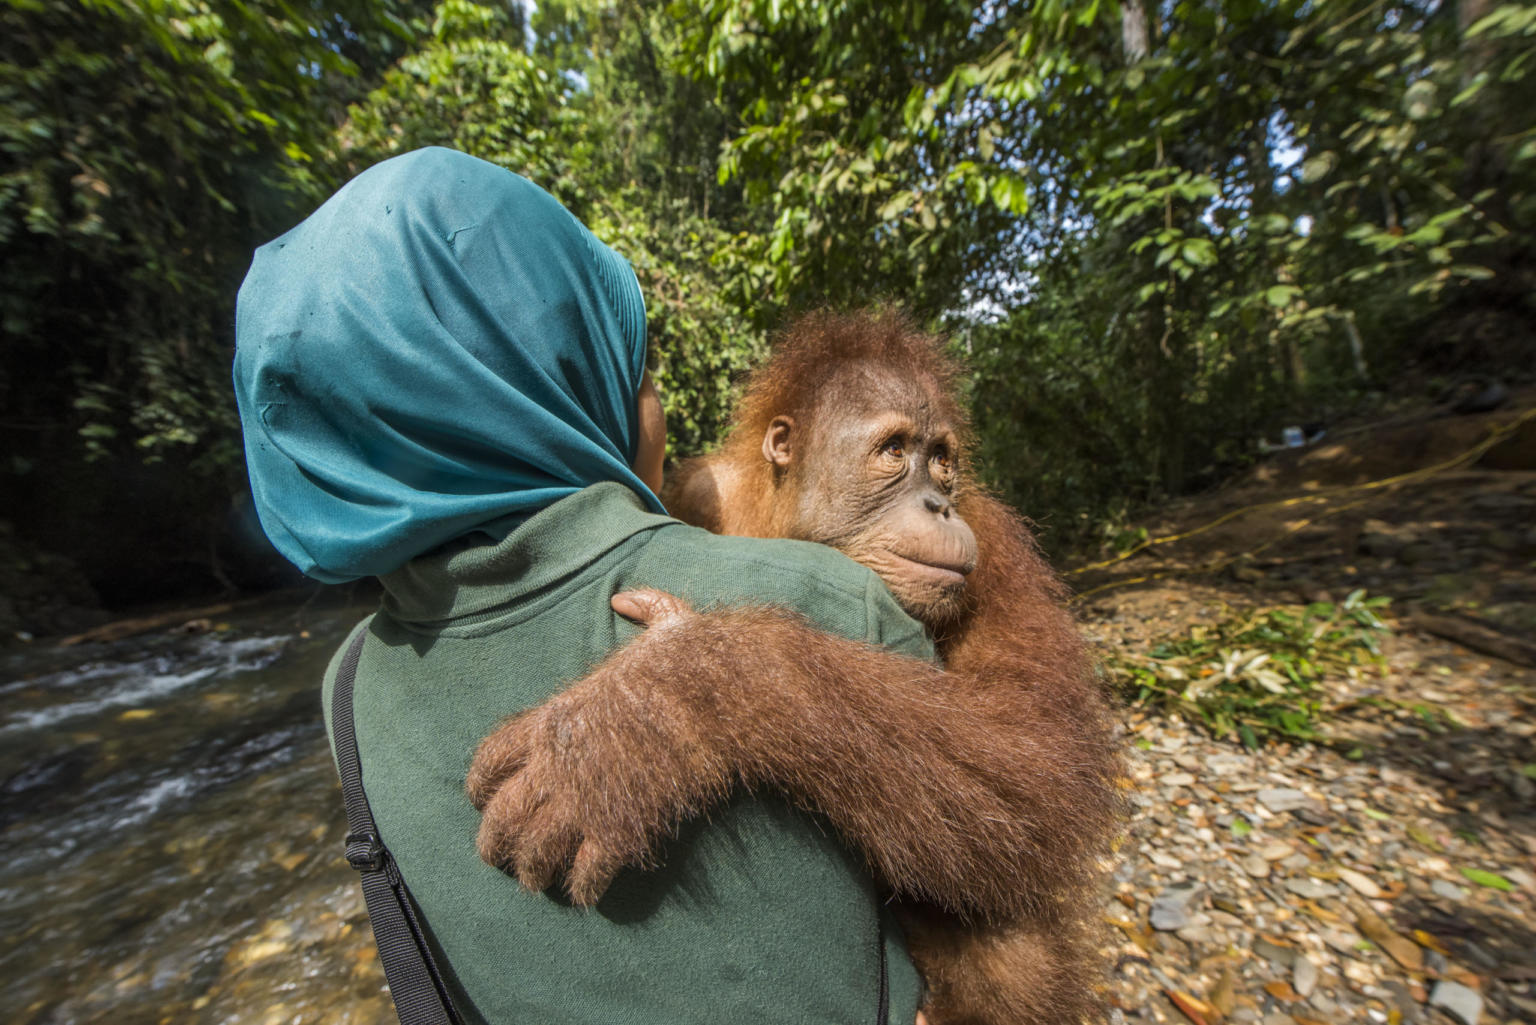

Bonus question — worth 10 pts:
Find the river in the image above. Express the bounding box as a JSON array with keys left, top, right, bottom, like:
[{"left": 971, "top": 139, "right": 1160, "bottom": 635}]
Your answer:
[{"left": 2, "top": 598, "right": 395, "bottom": 1025}]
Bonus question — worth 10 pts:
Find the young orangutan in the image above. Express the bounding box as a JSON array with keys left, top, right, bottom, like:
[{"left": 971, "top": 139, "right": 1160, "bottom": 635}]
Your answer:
[{"left": 467, "top": 312, "right": 1125, "bottom": 1025}]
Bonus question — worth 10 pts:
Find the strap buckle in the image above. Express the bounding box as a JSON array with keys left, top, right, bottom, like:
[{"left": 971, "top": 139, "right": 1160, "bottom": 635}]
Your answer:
[{"left": 345, "top": 830, "right": 386, "bottom": 872}]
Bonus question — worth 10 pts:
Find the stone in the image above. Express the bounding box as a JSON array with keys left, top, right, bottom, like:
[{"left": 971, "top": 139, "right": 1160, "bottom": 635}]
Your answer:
[
  {"left": 1206, "top": 753, "right": 1249, "bottom": 775},
  {"left": 1429, "top": 980, "right": 1483, "bottom": 1025},
  {"left": 1258, "top": 788, "right": 1311, "bottom": 813},
  {"left": 1163, "top": 772, "right": 1196, "bottom": 787},
  {"left": 1430, "top": 880, "right": 1467, "bottom": 902},
  {"left": 1337, "top": 868, "right": 1383, "bottom": 899},
  {"left": 1254, "top": 937, "right": 1295, "bottom": 969},
  {"left": 1176, "top": 924, "right": 1214, "bottom": 945},
  {"left": 1260, "top": 842, "right": 1295, "bottom": 861},
  {"left": 1321, "top": 927, "right": 1365, "bottom": 955},
  {"left": 1285, "top": 877, "right": 1337, "bottom": 900},
  {"left": 1150, "top": 883, "right": 1203, "bottom": 931},
  {"left": 1243, "top": 855, "right": 1272, "bottom": 878},
  {"left": 1293, "top": 955, "right": 1318, "bottom": 998}
]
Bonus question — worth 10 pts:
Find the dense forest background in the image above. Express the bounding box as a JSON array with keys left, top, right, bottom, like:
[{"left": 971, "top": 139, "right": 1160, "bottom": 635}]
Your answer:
[{"left": 2, "top": 0, "right": 1533, "bottom": 629}]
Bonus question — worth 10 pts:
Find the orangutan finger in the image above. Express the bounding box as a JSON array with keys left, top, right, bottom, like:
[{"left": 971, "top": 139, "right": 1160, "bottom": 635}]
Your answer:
[
  {"left": 610, "top": 588, "right": 692, "bottom": 627},
  {"left": 565, "top": 838, "right": 628, "bottom": 907},
  {"left": 514, "top": 806, "right": 581, "bottom": 895},
  {"left": 475, "top": 776, "right": 544, "bottom": 870},
  {"left": 465, "top": 715, "right": 535, "bottom": 809}
]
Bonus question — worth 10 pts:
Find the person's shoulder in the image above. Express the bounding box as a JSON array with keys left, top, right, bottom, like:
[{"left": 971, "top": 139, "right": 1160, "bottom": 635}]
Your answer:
[
  {"left": 641, "top": 520, "right": 874, "bottom": 600},
  {"left": 634, "top": 522, "right": 932, "bottom": 657}
]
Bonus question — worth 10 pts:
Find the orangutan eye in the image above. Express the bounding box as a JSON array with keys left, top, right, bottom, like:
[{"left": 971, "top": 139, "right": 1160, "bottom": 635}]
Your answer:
[
  {"left": 882, "top": 437, "right": 906, "bottom": 459},
  {"left": 932, "top": 445, "right": 952, "bottom": 472}
]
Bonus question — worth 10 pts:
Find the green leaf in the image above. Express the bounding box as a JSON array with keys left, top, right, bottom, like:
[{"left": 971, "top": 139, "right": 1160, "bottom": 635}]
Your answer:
[
  {"left": 1265, "top": 285, "right": 1300, "bottom": 308},
  {"left": 1181, "top": 239, "right": 1217, "bottom": 268},
  {"left": 1230, "top": 818, "right": 1252, "bottom": 838},
  {"left": 1460, "top": 868, "right": 1515, "bottom": 892}
]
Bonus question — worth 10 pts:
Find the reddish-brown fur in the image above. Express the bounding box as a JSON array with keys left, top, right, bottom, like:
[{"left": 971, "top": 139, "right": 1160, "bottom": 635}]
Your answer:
[{"left": 469, "top": 312, "right": 1125, "bottom": 1024}]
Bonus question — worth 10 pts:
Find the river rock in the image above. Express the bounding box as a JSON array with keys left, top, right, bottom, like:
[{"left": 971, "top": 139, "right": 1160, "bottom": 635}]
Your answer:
[
  {"left": 1206, "top": 753, "right": 1249, "bottom": 775},
  {"left": 1254, "top": 937, "right": 1295, "bottom": 969},
  {"left": 1431, "top": 879, "right": 1467, "bottom": 902},
  {"left": 1258, "top": 787, "right": 1311, "bottom": 813},
  {"left": 1293, "top": 955, "right": 1318, "bottom": 998},
  {"left": 1337, "top": 867, "right": 1382, "bottom": 898},
  {"left": 1150, "top": 883, "right": 1203, "bottom": 931},
  {"left": 1285, "top": 877, "right": 1336, "bottom": 900},
  {"left": 1429, "top": 980, "right": 1483, "bottom": 1025},
  {"left": 1243, "top": 855, "right": 1271, "bottom": 878},
  {"left": 1321, "top": 927, "right": 1364, "bottom": 955}
]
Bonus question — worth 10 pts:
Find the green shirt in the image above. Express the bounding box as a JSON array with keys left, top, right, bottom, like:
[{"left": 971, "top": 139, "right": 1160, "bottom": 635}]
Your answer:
[{"left": 322, "top": 482, "right": 935, "bottom": 1024}]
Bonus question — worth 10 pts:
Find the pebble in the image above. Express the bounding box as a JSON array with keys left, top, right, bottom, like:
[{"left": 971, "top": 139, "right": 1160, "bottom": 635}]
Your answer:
[
  {"left": 1162, "top": 772, "right": 1196, "bottom": 787},
  {"left": 1430, "top": 879, "right": 1467, "bottom": 901},
  {"left": 1258, "top": 842, "right": 1294, "bottom": 861},
  {"left": 1283, "top": 877, "right": 1335, "bottom": 900},
  {"left": 1254, "top": 937, "right": 1295, "bottom": 968},
  {"left": 1293, "top": 955, "right": 1318, "bottom": 998},
  {"left": 1206, "top": 753, "right": 1249, "bottom": 775},
  {"left": 1257, "top": 787, "right": 1311, "bottom": 813},
  {"left": 1149, "top": 883, "right": 1203, "bottom": 931},
  {"left": 1242, "top": 855, "right": 1271, "bottom": 878},
  {"left": 1336, "top": 867, "right": 1382, "bottom": 898},
  {"left": 1429, "top": 980, "right": 1483, "bottom": 1025},
  {"left": 1320, "top": 926, "right": 1365, "bottom": 955}
]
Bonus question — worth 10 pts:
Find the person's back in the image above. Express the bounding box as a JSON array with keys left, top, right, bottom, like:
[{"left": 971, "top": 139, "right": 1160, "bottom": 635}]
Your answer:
[
  {"left": 235, "top": 146, "right": 930, "bottom": 1024},
  {"left": 322, "top": 482, "right": 929, "bottom": 1023}
]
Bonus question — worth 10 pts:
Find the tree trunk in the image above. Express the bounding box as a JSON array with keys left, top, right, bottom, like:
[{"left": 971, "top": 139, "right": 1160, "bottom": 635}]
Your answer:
[{"left": 1122, "top": 0, "right": 1149, "bottom": 63}]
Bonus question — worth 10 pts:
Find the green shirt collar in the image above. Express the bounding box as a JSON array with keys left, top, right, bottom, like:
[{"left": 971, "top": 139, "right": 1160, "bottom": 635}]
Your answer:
[{"left": 380, "top": 482, "right": 675, "bottom": 625}]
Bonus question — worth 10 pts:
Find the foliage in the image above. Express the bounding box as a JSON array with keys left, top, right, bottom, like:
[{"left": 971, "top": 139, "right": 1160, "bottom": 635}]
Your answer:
[
  {"left": 1, "top": 0, "right": 425, "bottom": 469},
  {"left": 6, "top": 0, "right": 1536, "bottom": 597},
  {"left": 674, "top": 0, "right": 1536, "bottom": 537},
  {"left": 1105, "top": 590, "right": 1391, "bottom": 746},
  {"left": 321, "top": 0, "right": 771, "bottom": 456}
]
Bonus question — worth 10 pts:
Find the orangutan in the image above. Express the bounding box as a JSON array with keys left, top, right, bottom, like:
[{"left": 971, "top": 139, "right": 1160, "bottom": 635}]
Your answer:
[{"left": 468, "top": 311, "right": 1124, "bottom": 1025}]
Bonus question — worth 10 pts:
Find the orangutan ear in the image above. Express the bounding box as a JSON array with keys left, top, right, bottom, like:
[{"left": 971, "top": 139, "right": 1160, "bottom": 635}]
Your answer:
[{"left": 762, "top": 416, "right": 795, "bottom": 468}]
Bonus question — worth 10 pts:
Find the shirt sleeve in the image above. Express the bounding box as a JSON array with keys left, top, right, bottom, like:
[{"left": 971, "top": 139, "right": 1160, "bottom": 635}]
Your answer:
[{"left": 862, "top": 573, "right": 937, "bottom": 663}]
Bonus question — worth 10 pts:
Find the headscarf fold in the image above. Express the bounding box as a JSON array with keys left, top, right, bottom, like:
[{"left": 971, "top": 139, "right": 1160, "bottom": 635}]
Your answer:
[{"left": 233, "top": 147, "right": 660, "bottom": 583}]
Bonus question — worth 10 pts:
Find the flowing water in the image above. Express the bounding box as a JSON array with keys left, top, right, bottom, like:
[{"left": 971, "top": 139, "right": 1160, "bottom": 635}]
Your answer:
[{"left": 2, "top": 598, "right": 395, "bottom": 1025}]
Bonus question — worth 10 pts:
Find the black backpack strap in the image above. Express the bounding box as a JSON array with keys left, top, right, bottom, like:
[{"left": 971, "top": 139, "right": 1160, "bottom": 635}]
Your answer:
[{"left": 332, "top": 627, "right": 463, "bottom": 1025}]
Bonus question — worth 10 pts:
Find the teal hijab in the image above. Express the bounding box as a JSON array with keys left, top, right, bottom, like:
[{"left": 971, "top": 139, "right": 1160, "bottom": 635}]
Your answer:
[{"left": 233, "top": 147, "right": 661, "bottom": 583}]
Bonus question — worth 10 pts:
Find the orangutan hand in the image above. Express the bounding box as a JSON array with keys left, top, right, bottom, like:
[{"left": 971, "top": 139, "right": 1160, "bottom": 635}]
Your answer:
[{"left": 467, "top": 589, "right": 727, "bottom": 905}]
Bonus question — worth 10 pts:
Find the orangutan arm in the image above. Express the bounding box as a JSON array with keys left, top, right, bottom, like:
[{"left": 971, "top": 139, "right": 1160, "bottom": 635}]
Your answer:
[{"left": 467, "top": 590, "right": 1114, "bottom": 918}]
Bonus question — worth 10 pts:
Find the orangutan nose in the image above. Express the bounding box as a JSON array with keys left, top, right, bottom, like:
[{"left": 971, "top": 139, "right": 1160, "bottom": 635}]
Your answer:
[{"left": 923, "top": 492, "right": 952, "bottom": 517}]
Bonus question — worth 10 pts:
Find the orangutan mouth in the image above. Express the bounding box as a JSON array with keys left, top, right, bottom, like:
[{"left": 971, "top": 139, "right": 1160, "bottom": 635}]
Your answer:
[{"left": 886, "top": 551, "right": 973, "bottom": 588}]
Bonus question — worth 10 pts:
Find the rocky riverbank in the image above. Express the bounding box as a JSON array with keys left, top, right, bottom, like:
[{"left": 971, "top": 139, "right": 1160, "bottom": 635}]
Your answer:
[{"left": 1079, "top": 398, "right": 1536, "bottom": 1025}]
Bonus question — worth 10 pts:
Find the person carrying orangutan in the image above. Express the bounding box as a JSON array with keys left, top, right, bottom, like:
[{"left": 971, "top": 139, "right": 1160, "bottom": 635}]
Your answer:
[{"left": 231, "top": 146, "right": 938, "bottom": 1024}]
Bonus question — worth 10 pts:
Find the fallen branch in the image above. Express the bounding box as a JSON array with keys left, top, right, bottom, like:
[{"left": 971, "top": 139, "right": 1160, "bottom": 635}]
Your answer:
[{"left": 1403, "top": 612, "right": 1536, "bottom": 668}]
